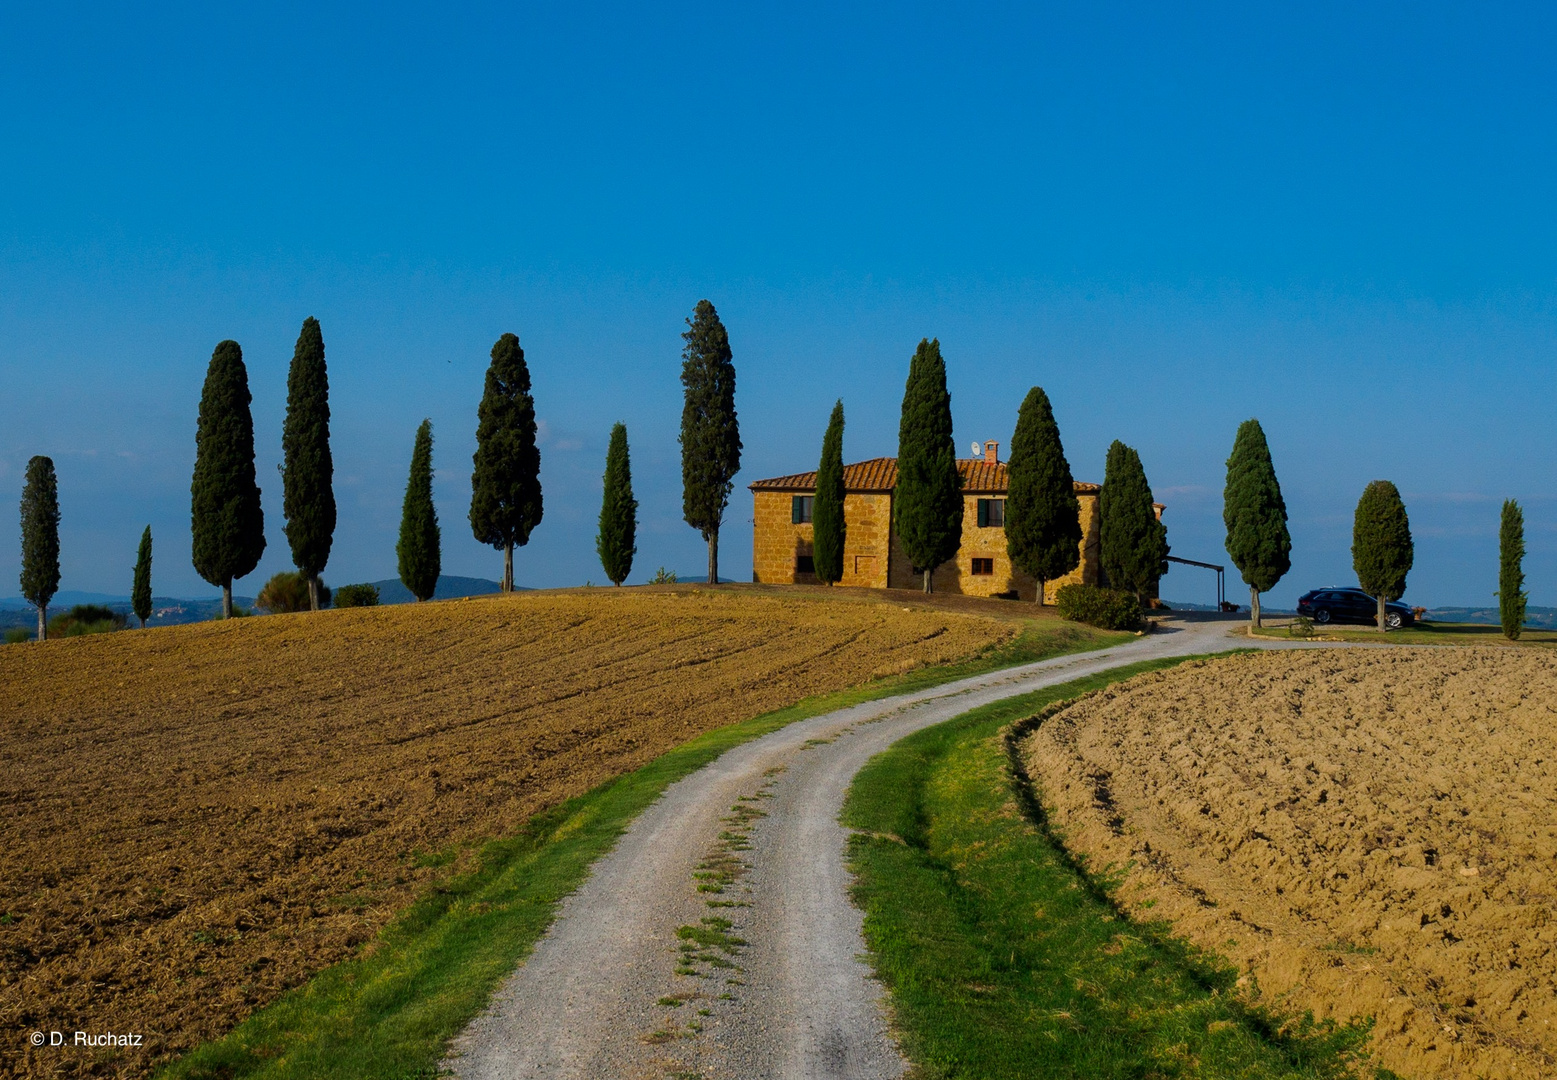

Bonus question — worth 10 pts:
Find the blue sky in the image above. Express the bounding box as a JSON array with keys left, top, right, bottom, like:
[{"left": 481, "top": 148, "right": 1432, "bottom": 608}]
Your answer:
[{"left": 2, "top": 3, "right": 1554, "bottom": 608}]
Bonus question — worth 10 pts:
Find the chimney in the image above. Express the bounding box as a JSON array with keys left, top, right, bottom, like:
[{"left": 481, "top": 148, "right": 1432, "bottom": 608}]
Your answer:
[{"left": 984, "top": 440, "right": 999, "bottom": 464}]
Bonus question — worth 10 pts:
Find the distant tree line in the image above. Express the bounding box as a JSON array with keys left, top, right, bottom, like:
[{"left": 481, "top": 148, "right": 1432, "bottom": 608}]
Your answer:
[{"left": 7, "top": 301, "right": 1534, "bottom": 642}]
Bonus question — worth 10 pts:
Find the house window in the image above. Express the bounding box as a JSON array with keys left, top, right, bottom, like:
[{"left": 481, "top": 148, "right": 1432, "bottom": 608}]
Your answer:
[
  {"left": 977, "top": 499, "right": 1005, "bottom": 527},
  {"left": 971, "top": 557, "right": 994, "bottom": 575},
  {"left": 791, "top": 495, "right": 814, "bottom": 524},
  {"left": 796, "top": 554, "right": 815, "bottom": 574}
]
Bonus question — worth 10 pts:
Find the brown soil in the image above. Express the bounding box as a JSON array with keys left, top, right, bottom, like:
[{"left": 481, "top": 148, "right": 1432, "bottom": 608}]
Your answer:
[
  {"left": 1022, "top": 648, "right": 1557, "bottom": 1080},
  {"left": 0, "top": 585, "right": 1014, "bottom": 1078}
]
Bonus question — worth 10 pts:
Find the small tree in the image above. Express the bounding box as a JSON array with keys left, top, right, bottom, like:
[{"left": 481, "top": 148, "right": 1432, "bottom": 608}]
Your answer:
[
  {"left": 131, "top": 525, "right": 153, "bottom": 628},
  {"left": 281, "top": 316, "right": 336, "bottom": 611},
  {"left": 1005, "top": 387, "right": 1081, "bottom": 604},
  {"left": 1222, "top": 419, "right": 1292, "bottom": 628},
  {"left": 19, "top": 455, "right": 61, "bottom": 642},
  {"left": 399, "top": 419, "right": 441, "bottom": 602},
  {"left": 1499, "top": 498, "right": 1526, "bottom": 641},
  {"left": 895, "top": 338, "right": 962, "bottom": 592},
  {"left": 1098, "top": 441, "right": 1169, "bottom": 602},
  {"left": 597, "top": 422, "right": 638, "bottom": 586},
  {"left": 680, "top": 300, "right": 742, "bottom": 584},
  {"left": 1352, "top": 480, "right": 1413, "bottom": 631},
  {"left": 470, "top": 333, "right": 543, "bottom": 593},
  {"left": 191, "top": 339, "right": 266, "bottom": 619},
  {"left": 812, "top": 401, "right": 847, "bottom": 585}
]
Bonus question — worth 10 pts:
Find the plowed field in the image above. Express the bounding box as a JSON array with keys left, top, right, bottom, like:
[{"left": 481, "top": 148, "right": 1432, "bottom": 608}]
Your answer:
[
  {"left": 1022, "top": 648, "right": 1557, "bottom": 1080},
  {"left": 0, "top": 586, "right": 1015, "bottom": 1078}
]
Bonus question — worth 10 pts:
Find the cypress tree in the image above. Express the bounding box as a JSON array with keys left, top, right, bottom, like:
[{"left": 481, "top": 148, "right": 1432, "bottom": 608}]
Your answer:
[
  {"left": 1352, "top": 480, "right": 1413, "bottom": 631},
  {"left": 281, "top": 316, "right": 335, "bottom": 611},
  {"left": 680, "top": 300, "right": 742, "bottom": 585},
  {"left": 19, "top": 455, "right": 61, "bottom": 642},
  {"left": 597, "top": 422, "right": 638, "bottom": 586},
  {"left": 190, "top": 339, "right": 265, "bottom": 619},
  {"left": 1098, "top": 440, "right": 1169, "bottom": 602},
  {"left": 1005, "top": 387, "right": 1081, "bottom": 604},
  {"left": 398, "top": 419, "right": 441, "bottom": 602},
  {"left": 1498, "top": 498, "right": 1526, "bottom": 641},
  {"left": 1222, "top": 418, "right": 1292, "bottom": 628},
  {"left": 812, "top": 401, "right": 847, "bottom": 586},
  {"left": 131, "top": 525, "right": 153, "bottom": 628},
  {"left": 895, "top": 338, "right": 962, "bottom": 592},
  {"left": 470, "top": 332, "right": 543, "bottom": 593}
]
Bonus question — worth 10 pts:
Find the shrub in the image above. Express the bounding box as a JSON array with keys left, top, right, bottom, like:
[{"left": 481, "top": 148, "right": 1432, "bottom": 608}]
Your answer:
[
  {"left": 1288, "top": 615, "right": 1316, "bottom": 639},
  {"left": 47, "top": 604, "right": 128, "bottom": 637},
  {"left": 334, "top": 583, "right": 380, "bottom": 608},
  {"left": 4, "top": 628, "right": 33, "bottom": 645},
  {"left": 648, "top": 567, "right": 678, "bottom": 585},
  {"left": 256, "top": 571, "right": 331, "bottom": 613},
  {"left": 1054, "top": 583, "right": 1143, "bottom": 631}
]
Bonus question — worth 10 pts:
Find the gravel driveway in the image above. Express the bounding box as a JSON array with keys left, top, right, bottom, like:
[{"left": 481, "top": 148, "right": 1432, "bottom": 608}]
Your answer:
[{"left": 447, "top": 615, "right": 1295, "bottom": 1079}]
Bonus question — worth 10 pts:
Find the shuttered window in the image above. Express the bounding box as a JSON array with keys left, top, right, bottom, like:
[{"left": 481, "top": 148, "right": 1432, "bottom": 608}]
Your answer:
[
  {"left": 791, "top": 496, "right": 815, "bottom": 524},
  {"left": 976, "top": 499, "right": 1005, "bottom": 527}
]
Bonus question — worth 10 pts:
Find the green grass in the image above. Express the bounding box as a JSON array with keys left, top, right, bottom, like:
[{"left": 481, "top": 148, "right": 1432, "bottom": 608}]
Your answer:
[
  {"left": 843, "top": 657, "right": 1396, "bottom": 1080},
  {"left": 155, "top": 617, "right": 1121, "bottom": 1080},
  {"left": 1254, "top": 619, "right": 1557, "bottom": 646}
]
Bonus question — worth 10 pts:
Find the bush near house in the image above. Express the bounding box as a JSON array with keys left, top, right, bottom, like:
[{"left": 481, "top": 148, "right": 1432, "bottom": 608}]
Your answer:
[
  {"left": 1055, "top": 583, "right": 1142, "bottom": 631},
  {"left": 333, "top": 583, "right": 381, "bottom": 608}
]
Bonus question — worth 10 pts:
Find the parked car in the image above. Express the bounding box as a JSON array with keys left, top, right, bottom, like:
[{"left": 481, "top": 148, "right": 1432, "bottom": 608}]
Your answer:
[{"left": 1296, "top": 587, "right": 1415, "bottom": 629}]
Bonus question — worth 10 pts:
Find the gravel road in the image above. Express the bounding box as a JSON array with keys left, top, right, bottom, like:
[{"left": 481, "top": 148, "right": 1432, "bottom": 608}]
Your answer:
[{"left": 448, "top": 615, "right": 1297, "bottom": 1080}]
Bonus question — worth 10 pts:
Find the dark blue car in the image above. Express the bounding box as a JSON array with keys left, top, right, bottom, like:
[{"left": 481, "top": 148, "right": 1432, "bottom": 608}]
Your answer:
[{"left": 1297, "top": 587, "right": 1415, "bottom": 629}]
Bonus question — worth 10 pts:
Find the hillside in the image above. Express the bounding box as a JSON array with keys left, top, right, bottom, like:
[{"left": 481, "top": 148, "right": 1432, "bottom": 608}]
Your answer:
[{"left": 0, "top": 585, "right": 1022, "bottom": 1078}]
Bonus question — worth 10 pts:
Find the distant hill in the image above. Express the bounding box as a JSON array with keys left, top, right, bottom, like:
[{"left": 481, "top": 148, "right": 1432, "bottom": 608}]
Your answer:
[
  {"left": 1424, "top": 606, "right": 1557, "bottom": 630},
  {"left": 367, "top": 575, "right": 506, "bottom": 605}
]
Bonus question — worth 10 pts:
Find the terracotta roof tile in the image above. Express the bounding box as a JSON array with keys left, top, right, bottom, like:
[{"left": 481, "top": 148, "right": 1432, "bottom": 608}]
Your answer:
[{"left": 749, "top": 457, "right": 1101, "bottom": 496}]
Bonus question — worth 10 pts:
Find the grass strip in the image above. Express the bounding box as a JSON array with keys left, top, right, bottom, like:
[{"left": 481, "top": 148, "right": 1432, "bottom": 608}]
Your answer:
[
  {"left": 1253, "top": 620, "right": 1557, "bottom": 647},
  {"left": 843, "top": 657, "right": 1397, "bottom": 1080},
  {"left": 157, "top": 619, "right": 1123, "bottom": 1080}
]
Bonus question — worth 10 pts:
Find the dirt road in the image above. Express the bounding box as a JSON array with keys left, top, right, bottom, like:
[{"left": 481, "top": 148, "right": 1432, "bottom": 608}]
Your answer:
[{"left": 448, "top": 615, "right": 1275, "bottom": 1079}]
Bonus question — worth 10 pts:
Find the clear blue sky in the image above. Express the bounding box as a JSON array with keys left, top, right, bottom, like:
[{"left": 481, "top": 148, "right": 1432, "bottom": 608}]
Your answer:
[{"left": 2, "top": 3, "right": 1553, "bottom": 608}]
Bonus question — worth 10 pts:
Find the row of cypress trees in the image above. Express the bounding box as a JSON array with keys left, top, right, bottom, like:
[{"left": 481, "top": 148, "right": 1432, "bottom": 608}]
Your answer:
[{"left": 801, "top": 338, "right": 1171, "bottom": 600}]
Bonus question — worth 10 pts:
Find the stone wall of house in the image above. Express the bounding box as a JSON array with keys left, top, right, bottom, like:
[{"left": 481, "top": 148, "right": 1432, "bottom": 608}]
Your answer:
[
  {"left": 753, "top": 487, "right": 1102, "bottom": 600},
  {"left": 752, "top": 491, "right": 809, "bottom": 583},
  {"left": 885, "top": 492, "right": 1101, "bottom": 600},
  {"left": 752, "top": 491, "right": 894, "bottom": 587}
]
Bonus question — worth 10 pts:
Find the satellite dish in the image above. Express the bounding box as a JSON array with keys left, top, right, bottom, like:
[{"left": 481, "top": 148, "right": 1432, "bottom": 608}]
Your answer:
[{"left": 971, "top": 441, "right": 981, "bottom": 457}]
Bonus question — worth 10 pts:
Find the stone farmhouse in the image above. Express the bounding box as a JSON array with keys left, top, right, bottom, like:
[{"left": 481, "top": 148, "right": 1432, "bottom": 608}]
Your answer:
[{"left": 749, "top": 441, "right": 1161, "bottom": 601}]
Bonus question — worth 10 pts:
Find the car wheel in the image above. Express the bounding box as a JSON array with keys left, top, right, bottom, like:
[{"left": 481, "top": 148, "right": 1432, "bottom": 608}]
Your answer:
[
  {"left": 1385, "top": 611, "right": 1403, "bottom": 630},
  {"left": 1314, "top": 609, "right": 1331, "bottom": 624}
]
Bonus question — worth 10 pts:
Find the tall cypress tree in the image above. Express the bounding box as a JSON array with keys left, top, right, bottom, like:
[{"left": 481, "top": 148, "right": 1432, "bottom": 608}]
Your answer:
[
  {"left": 1222, "top": 419, "right": 1292, "bottom": 628},
  {"left": 597, "top": 422, "right": 638, "bottom": 586},
  {"left": 1499, "top": 498, "right": 1526, "bottom": 641},
  {"left": 282, "top": 316, "right": 335, "bottom": 611},
  {"left": 191, "top": 339, "right": 265, "bottom": 619},
  {"left": 132, "top": 525, "right": 153, "bottom": 628},
  {"left": 1005, "top": 387, "right": 1081, "bottom": 604},
  {"left": 470, "top": 332, "right": 543, "bottom": 593},
  {"left": 398, "top": 419, "right": 441, "bottom": 602},
  {"left": 1352, "top": 480, "right": 1413, "bottom": 631},
  {"left": 812, "top": 401, "right": 847, "bottom": 586},
  {"left": 19, "top": 455, "right": 61, "bottom": 642},
  {"left": 680, "top": 300, "right": 741, "bottom": 585},
  {"left": 1098, "top": 440, "right": 1169, "bottom": 602},
  {"left": 895, "top": 338, "right": 962, "bottom": 592}
]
